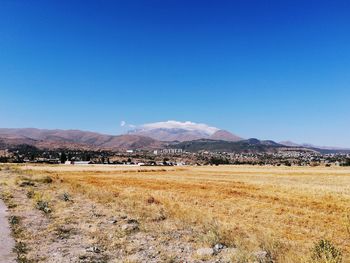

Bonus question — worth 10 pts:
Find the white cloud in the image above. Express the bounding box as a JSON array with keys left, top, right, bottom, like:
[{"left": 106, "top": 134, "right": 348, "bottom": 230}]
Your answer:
[
  {"left": 121, "top": 121, "right": 136, "bottom": 129},
  {"left": 140, "top": 120, "right": 219, "bottom": 135}
]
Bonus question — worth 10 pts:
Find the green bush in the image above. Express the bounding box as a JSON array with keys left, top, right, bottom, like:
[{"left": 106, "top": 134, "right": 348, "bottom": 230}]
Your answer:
[
  {"left": 312, "top": 239, "right": 342, "bottom": 263},
  {"left": 9, "top": 215, "right": 20, "bottom": 226}
]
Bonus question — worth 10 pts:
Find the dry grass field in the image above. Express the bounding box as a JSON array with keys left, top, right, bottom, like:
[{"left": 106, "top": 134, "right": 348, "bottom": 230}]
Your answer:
[{"left": 1, "top": 164, "right": 350, "bottom": 262}]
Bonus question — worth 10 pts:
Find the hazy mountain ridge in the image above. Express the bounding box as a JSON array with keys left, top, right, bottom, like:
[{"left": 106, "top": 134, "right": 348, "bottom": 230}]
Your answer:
[
  {"left": 127, "top": 120, "right": 243, "bottom": 142},
  {"left": 128, "top": 128, "right": 208, "bottom": 142},
  {"left": 129, "top": 128, "right": 242, "bottom": 142},
  {"left": 280, "top": 140, "right": 350, "bottom": 151},
  {"left": 0, "top": 128, "right": 162, "bottom": 151}
]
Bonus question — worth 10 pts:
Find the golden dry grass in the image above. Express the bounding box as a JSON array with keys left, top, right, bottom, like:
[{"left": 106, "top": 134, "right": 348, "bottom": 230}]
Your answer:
[{"left": 2, "top": 164, "right": 350, "bottom": 262}]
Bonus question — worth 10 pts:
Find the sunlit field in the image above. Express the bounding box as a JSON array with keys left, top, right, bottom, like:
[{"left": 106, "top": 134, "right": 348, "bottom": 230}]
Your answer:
[{"left": 1, "top": 164, "right": 350, "bottom": 262}]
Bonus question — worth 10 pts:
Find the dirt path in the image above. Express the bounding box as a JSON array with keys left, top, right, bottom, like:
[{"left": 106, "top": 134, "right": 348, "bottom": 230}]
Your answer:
[{"left": 0, "top": 199, "right": 16, "bottom": 263}]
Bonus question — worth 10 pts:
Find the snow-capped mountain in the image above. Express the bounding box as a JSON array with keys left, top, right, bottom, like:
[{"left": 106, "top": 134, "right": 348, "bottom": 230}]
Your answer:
[{"left": 128, "top": 120, "right": 243, "bottom": 142}]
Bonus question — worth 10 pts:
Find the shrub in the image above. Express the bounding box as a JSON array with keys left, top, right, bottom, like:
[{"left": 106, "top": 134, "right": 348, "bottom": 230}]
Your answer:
[
  {"left": 19, "top": 181, "right": 35, "bottom": 187},
  {"left": 55, "top": 226, "right": 75, "bottom": 239},
  {"left": 26, "top": 189, "right": 34, "bottom": 199},
  {"left": 34, "top": 192, "right": 52, "bottom": 214},
  {"left": 37, "top": 176, "right": 53, "bottom": 184},
  {"left": 9, "top": 215, "right": 20, "bottom": 226},
  {"left": 14, "top": 241, "right": 28, "bottom": 257},
  {"left": 36, "top": 200, "right": 51, "bottom": 214},
  {"left": 61, "top": 192, "right": 71, "bottom": 202},
  {"left": 256, "top": 235, "right": 289, "bottom": 263},
  {"left": 311, "top": 240, "right": 342, "bottom": 263},
  {"left": 201, "top": 221, "right": 223, "bottom": 247},
  {"left": 146, "top": 196, "right": 160, "bottom": 205},
  {"left": 209, "top": 157, "right": 229, "bottom": 165}
]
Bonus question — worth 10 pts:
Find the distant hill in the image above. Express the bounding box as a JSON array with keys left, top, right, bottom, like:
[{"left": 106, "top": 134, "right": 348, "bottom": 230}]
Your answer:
[
  {"left": 279, "top": 140, "right": 350, "bottom": 153},
  {"left": 279, "top": 141, "right": 300, "bottom": 147},
  {"left": 0, "top": 128, "right": 162, "bottom": 151},
  {"left": 209, "top": 130, "right": 242, "bottom": 141},
  {"left": 172, "top": 138, "right": 285, "bottom": 153}
]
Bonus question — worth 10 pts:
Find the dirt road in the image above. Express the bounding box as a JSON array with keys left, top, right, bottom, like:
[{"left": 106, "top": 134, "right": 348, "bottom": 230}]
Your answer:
[{"left": 0, "top": 199, "right": 15, "bottom": 263}]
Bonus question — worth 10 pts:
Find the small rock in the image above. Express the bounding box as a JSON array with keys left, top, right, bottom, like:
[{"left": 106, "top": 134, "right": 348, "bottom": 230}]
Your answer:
[
  {"left": 196, "top": 247, "right": 214, "bottom": 257},
  {"left": 43, "top": 207, "right": 51, "bottom": 214},
  {"left": 253, "top": 250, "right": 268, "bottom": 260},
  {"left": 213, "top": 243, "right": 226, "bottom": 253},
  {"left": 86, "top": 246, "right": 101, "bottom": 253},
  {"left": 108, "top": 219, "right": 117, "bottom": 224}
]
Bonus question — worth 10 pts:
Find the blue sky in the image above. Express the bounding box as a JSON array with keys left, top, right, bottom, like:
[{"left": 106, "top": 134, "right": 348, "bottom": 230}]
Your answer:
[{"left": 0, "top": 0, "right": 349, "bottom": 147}]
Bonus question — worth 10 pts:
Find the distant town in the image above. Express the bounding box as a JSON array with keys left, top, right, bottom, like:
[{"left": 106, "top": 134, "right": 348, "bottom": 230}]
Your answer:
[{"left": 1, "top": 145, "right": 349, "bottom": 167}]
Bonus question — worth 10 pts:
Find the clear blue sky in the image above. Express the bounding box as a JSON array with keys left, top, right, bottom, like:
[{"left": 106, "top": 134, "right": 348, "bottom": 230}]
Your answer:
[{"left": 1, "top": 0, "right": 349, "bottom": 147}]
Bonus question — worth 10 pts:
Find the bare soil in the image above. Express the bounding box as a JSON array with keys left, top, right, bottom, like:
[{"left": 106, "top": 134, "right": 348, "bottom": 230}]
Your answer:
[{"left": 0, "top": 199, "right": 16, "bottom": 263}]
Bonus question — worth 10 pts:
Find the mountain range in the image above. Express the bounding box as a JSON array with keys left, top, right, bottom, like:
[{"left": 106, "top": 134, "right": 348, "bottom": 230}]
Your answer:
[
  {"left": 0, "top": 123, "right": 348, "bottom": 154},
  {"left": 0, "top": 125, "right": 241, "bottom": 151},
  {"left": 279, "top": 141, "right": 350, "bottom": 151},
  {"left": 0, "top": 128, "right": 162, "bottom": 151},
  {"left": 279, "top": 141, "right": 350, "bottom": 154},
  {"left": 0, "top": 128, "right": 287, "bottom": 154},
  {"left": 126, "top": 120, "right": 242, "bottom": 142},
  {"left": 128, "top": 128, "right": 242, "bottom": 142}
]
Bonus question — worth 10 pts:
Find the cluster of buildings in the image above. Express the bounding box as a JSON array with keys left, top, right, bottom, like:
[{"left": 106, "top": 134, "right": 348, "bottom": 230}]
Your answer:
[
  {"left": 1, "top": 145, "right": 349, "bottom": 167},
  {"left": 153, "top": 148, "right": 183, "bottom": 155}
]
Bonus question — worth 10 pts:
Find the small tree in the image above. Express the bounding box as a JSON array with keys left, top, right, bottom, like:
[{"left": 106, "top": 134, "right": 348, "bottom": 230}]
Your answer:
[
  {"left": 209, "top": 157, "right": 229, "bottom": 166},
  {"left": 60, "top": 152, "right": 67, "bottom": 164},
  {"left": 163, "top": 158, "right": 169, "bottom": 165}
]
